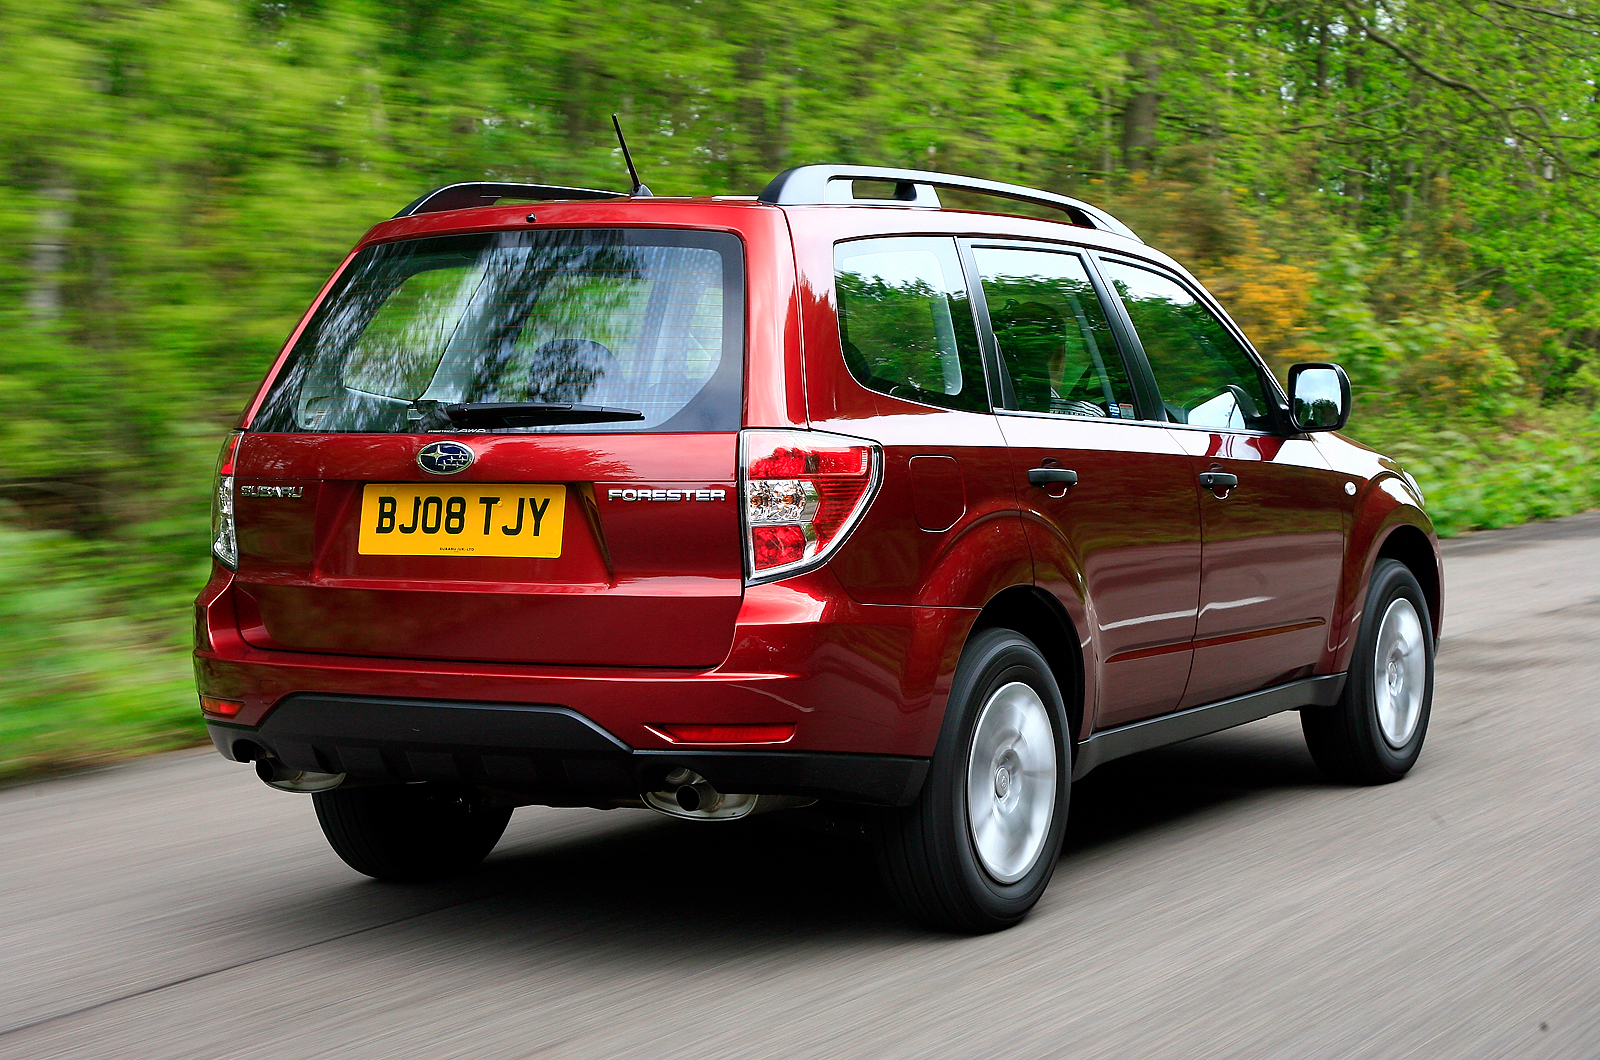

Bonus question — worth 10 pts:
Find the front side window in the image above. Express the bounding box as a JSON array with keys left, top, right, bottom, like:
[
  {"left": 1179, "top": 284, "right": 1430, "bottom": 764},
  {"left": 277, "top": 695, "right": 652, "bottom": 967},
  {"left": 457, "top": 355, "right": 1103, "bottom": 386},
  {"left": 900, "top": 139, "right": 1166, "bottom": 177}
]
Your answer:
[
  {"left": 253, "top": 229, "right": 743, "bottom": 434},
  {"left": 973, "top": 246, "right": 1137, "bottom": 419},
  {"left": 1099, "top": 259, "right": 1274, "bottom": 431},
  {"left": 834, "top": 236, "right": 987, "bottom": 412}
]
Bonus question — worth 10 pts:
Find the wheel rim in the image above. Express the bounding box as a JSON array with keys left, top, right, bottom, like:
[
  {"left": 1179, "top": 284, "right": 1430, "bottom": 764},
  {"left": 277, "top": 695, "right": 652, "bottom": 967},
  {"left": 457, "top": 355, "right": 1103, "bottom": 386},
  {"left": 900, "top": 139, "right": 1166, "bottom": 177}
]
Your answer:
[
  {"left": 966, "top": 681, "right": 1057, "bottom": 884},
  {"left": 1373, "top": 597, "right": 1427, "bottom": 748}
]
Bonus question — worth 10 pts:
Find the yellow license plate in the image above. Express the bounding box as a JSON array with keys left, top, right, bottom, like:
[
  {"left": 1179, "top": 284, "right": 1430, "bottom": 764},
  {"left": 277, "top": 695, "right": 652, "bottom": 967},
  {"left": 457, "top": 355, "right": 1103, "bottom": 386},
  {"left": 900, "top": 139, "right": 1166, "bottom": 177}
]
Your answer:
[{"left": 358, "top": 484, "right": 566, "bottom": 558}]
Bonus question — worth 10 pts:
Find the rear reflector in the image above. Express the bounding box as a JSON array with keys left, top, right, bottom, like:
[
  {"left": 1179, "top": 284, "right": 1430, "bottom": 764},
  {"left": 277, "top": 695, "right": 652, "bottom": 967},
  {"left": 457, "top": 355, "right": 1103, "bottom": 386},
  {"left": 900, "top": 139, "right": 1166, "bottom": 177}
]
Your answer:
[
  {"left": 200, "top": 696, "right": 244, "bottom": 718},
  {"left": 648, "top": 723, "right": 795, "bottom": 744},
  {"left": 741, "top": 429, "right": 881, "bottom": 584}
]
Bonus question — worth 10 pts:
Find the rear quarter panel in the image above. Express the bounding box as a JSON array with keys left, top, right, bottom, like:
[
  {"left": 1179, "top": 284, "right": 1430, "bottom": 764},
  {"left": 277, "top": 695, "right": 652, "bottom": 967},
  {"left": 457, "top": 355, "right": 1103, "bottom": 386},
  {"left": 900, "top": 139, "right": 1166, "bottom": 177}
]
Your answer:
[
  {"left": 786, "top": 206, "right": 1031, "bottom": 611},
  {"left": 781, "top": 206, "right": 1043, "bottom": 754}
]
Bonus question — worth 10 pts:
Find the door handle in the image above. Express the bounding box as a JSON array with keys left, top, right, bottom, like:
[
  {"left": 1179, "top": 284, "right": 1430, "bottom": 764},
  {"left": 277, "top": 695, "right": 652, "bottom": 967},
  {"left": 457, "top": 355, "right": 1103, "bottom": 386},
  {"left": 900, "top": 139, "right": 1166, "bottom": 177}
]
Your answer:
[
  {"left": 1198, "top": 472, "right": 1238, "bottom": 490},
  {"left": 1027, "top": 467, "right": 1079, "bottom": 488}
]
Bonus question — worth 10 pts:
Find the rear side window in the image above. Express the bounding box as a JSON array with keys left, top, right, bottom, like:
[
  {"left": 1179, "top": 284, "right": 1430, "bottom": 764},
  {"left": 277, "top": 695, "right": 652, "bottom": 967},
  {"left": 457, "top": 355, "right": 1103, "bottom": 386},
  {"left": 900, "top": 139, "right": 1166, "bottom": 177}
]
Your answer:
[
  {"left": 1098, "top": 259, "right": 1274, "bottom": 431},
  {"left": 834, "top": 237, "right": 987, "bottom": 412},
  {"left": 253, "top": 229, "right": 744, "bottom": 434},
  {"left": 972, "top": 246, "right": 1136, "bottom": 419}
]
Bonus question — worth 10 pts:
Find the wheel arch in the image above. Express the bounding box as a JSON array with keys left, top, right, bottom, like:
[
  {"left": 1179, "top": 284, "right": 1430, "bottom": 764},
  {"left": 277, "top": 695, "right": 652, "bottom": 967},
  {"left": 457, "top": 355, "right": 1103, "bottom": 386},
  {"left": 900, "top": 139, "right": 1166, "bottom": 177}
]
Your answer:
[
  {"left": 1373, "top": 523, "right": 1442, "bottom": 642},
  {"left": 966, "top": 585, "right": 1086, "bottom": 747},
  {"left": 1333, "top": 469, "right": 1443, "bottom": 672}
]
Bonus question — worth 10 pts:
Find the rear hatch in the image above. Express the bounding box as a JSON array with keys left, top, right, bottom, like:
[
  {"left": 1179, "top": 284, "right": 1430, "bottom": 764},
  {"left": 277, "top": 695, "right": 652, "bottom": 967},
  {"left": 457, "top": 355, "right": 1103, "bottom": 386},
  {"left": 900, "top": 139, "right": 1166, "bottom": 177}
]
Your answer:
[{"left": 231, "top": 226, "right": 745, "bottom": 668}]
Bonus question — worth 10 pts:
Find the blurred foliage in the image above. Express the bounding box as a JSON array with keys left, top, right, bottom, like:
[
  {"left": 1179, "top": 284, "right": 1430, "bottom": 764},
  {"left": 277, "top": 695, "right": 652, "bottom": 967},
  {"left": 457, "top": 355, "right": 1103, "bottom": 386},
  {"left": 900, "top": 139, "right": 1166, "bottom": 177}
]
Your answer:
[
  {"left": 1, "top": 0, "right": 1597, "bottom": 777},
  {"left": 0, "top": 528, "right": 197, "bottom": 780},
  {"left": 1357, "top": 408, "right": 1600, "bottom": 533}
]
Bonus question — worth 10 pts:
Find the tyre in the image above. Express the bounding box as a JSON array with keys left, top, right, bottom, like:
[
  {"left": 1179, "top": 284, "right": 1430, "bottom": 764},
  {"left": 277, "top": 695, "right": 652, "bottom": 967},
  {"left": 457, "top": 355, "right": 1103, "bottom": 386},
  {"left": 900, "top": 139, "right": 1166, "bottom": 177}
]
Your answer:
[
  {"left": 873, "top": 628, "right": 1071, "bottom": 933},
  {"left": 312, "top": 783, "right": 512, "bottom": 881},
  {"left": 1302, "top": 558, "right": 1434, "bottom": 784}
]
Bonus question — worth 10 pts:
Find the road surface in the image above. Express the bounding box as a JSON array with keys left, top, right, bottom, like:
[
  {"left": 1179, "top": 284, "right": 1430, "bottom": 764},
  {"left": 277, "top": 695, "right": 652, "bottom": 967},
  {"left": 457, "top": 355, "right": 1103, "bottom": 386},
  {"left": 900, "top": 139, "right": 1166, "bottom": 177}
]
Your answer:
[{"left": 2, "top": 512, "right": 1598, "bottom": 1059}]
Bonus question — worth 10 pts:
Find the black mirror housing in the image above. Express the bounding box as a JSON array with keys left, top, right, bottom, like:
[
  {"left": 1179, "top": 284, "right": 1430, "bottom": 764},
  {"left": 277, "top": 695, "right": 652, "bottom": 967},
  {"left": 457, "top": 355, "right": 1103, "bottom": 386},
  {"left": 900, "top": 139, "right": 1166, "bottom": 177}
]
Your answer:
[{"left": 1287, "top": 362, "right": 1351, "bottom": 432}]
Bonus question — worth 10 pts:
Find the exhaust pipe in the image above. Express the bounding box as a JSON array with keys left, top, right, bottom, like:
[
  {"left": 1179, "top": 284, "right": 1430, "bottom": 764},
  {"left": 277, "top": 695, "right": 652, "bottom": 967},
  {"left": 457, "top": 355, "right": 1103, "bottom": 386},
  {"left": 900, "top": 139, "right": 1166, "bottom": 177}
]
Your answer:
[
  {"left": 255, "top": 758, "right": 346, "bottom": 794},
  {"left": 642, "top": 768, "right": 813, "bottom": 821}
]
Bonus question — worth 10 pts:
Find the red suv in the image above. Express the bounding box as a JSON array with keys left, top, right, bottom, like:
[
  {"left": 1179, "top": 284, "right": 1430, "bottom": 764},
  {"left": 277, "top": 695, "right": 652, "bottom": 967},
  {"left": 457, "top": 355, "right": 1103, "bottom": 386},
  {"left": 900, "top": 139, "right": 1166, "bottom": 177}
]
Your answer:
[{"left": 195, "top": 165, "right": 1441, "bottom": 932}]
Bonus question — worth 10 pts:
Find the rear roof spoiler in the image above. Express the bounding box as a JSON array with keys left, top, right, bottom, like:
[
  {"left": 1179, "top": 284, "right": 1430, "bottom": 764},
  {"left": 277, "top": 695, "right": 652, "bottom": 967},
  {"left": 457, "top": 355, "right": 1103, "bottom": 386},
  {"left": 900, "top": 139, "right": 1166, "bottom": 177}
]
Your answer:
[
  {"left": 757, "top": 164, "right": 1142, "bottom": 243},
  {"left": 394, "top": 181, "right": 625, "bottom": 218}
]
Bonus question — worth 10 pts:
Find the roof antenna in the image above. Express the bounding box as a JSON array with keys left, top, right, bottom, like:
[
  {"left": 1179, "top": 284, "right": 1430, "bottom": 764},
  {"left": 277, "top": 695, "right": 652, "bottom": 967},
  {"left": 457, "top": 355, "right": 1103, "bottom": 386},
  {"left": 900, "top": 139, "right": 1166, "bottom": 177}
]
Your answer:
[{"left": 611, "top": 114, "right": 653, "bottom": 197}]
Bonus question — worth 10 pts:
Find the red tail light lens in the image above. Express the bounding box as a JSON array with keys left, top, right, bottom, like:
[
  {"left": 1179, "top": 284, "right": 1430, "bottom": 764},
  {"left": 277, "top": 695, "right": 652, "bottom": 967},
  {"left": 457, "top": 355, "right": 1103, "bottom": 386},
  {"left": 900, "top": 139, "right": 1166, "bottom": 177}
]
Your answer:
[
  {"left": 740, "top": 429, "right": 881, "bottom": 583},
  {"left": 211, "top": 431, "right": 243, "bottom": 570}
]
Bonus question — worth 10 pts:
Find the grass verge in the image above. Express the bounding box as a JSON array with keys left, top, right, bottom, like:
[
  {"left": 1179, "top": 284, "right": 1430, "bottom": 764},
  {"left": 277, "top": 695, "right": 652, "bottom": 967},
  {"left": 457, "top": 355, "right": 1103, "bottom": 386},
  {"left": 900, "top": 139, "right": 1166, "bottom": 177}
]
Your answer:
[{"left": 0, "top": 529, "right": 204, "bottom": 782}]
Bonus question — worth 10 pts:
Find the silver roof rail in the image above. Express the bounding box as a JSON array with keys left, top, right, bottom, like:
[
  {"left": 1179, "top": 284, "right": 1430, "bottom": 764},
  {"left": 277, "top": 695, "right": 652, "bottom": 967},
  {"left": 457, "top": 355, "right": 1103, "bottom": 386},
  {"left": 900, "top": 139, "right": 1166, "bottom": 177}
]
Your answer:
[
  {"left": 757, "top": 164, "right": 1141, "bottom": 243},
  {"left": 394, "top": 181, "right": 625, "bottom": 219}
]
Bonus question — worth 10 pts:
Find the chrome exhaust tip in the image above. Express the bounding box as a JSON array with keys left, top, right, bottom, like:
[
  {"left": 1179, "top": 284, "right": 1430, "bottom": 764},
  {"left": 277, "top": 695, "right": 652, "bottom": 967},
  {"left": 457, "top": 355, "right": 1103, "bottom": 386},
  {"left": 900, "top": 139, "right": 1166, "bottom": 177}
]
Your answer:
[
  {"left": 642, "top": 769, "right": 813, "bottom": 821},
  {"left": 255, "top": 758, "right": 346, "bottom": 794},
  {"left": 644, "top": 768, "right": 753, "bottom": 819}
]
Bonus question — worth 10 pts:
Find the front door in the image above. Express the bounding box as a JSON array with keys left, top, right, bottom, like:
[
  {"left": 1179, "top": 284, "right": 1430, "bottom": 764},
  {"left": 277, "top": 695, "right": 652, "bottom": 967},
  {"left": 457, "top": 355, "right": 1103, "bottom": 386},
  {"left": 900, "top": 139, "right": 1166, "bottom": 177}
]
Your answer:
[
  {"left": 1097, "top": 257, "right": 1348, "bottom": 708},
  {"left": 970, "top": 243, "right": 1203, "bottom": 729}
]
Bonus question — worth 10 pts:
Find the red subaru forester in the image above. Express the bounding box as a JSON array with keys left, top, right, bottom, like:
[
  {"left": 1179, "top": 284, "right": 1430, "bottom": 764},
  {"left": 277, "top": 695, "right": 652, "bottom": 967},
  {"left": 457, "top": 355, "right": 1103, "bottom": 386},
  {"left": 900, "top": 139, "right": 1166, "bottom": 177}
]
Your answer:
[{"left": 195, "top": 166, "right": 1441, "bottom": 932}]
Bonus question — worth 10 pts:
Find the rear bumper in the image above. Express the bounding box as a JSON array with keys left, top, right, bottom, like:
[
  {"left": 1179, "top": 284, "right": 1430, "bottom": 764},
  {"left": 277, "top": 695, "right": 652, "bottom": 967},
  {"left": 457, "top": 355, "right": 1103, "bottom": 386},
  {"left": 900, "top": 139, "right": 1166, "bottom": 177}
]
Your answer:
[
  {"left": 195, "top": 566, "right": 974, "bottom": 798},
  {"left": 206, "top": 695, "right": 928, "bottom": 805}
]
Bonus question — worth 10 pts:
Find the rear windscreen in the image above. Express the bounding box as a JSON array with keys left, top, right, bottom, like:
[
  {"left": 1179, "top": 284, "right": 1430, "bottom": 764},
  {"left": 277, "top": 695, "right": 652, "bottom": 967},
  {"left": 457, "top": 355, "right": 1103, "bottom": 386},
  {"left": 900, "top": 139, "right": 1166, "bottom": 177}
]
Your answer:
[{"left": 252, "top": 228, "right": 744, "bottom": 434}]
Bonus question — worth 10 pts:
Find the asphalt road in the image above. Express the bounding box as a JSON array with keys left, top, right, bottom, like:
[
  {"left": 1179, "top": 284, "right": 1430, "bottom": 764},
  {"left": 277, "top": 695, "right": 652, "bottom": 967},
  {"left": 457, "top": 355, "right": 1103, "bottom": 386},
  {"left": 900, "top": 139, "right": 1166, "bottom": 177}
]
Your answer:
[{"left": 3, "top": 512, "right": 1599, "bottom": 1060}]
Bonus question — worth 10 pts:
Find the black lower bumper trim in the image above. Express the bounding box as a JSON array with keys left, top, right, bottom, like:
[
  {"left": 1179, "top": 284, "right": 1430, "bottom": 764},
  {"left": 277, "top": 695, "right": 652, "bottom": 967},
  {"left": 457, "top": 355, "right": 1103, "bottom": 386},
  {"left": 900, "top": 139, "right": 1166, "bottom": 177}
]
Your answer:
[
  {"left": 1072, "top": 672, "right": 1347, "bottom": 780},
  {"left": 629, "top": 750, "right": 927, "bottom": 805},
  {"left": 207, "top": 694, "right": 929, "bottom": 807}
]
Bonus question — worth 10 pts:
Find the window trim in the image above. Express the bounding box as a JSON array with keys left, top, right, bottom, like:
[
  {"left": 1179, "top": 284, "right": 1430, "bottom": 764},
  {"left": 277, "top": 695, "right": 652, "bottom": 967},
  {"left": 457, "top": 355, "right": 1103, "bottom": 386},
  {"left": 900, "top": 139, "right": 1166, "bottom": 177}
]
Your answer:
[
  {"left": 1090, "top": 252, "right": 1292, "bottom": 436},
  {"left": 831, "top": 233, "right": 995, "bottom": 415},
  {"left": 959, "top": 238, "right": 1166, "bottom": 425}
]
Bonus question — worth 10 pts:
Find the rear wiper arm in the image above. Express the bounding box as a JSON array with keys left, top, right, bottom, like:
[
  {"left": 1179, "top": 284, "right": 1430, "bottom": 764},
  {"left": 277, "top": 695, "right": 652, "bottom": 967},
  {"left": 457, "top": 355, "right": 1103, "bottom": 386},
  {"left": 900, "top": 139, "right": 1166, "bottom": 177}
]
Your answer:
[{"left": 444, "top": 402, "right": 646, "bottom": 429}]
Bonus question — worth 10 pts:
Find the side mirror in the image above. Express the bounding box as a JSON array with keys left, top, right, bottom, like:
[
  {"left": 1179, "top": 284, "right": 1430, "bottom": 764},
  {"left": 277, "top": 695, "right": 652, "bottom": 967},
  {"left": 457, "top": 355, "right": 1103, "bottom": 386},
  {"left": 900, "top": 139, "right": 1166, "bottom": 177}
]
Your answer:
[{"left": 1287, "top": 362, "right": 1351, "bottom": 432}]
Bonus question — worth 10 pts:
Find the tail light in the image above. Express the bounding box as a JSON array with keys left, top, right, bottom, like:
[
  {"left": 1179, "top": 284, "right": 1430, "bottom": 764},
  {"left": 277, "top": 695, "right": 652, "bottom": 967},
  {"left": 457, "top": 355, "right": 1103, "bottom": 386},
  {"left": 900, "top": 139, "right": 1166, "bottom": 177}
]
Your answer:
[
  {"left": 740, "top": 429, "right": 881, "bottom": 584},
  {"left": 211, "top": 431, "right": 243, "bottom": 570}
]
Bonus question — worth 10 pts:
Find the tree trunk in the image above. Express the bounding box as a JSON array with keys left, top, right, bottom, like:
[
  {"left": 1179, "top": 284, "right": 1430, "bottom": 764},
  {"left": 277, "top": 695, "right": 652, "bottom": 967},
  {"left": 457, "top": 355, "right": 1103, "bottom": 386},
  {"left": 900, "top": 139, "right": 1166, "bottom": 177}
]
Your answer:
[
  {"left": 735, "top": 43, "right": 786, "bottom": 179},
  {"left": 1121, "top": 48, "right": 1161, "bottom": 172},
  {"left": 1315, "top": 21, "right": 1329, "bottom": 93},
  {"left": 1098, "top": 84, "right": 1114, "bottom": 175},
  {"left": 27, "top": 183, "right": 73, "bottom": 327}
]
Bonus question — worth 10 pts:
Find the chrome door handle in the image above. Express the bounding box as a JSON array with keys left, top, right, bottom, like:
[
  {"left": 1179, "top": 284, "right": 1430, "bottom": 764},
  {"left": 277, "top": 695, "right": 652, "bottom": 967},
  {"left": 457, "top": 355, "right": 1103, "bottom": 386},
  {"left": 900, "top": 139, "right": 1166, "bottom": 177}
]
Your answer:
[
  {"left": 1198, "top": 472, "right": 1238, "bottom": 490},
  {"left": 1027, "top": 468, "right": 1079, "bottom": 488}
]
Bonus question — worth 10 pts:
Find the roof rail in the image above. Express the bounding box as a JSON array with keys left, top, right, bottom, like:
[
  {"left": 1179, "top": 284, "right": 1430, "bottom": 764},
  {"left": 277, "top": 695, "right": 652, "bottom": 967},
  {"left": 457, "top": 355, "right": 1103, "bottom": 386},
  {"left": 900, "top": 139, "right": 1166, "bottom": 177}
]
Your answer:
[
  {"left": 757, "top": 165, "right": 1142, "bottom": 243},
  {"left": 394, "top": 181, "right": 625, "bottom": 219}
]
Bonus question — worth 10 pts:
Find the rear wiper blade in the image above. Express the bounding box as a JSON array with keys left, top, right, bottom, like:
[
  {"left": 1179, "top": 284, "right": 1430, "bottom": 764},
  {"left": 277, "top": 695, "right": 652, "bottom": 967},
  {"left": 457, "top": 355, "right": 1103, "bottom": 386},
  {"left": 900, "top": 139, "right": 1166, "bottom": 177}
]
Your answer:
[{"left": 444, "top": 402, "right": 646, "bottom": 429}]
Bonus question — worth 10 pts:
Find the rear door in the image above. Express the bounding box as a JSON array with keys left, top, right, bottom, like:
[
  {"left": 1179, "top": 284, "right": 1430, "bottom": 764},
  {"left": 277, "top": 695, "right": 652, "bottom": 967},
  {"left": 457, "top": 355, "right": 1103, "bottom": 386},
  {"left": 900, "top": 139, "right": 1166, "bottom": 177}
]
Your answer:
[
  {"left": 1096, "top": 256, "right": 1347, "bottom": 707},
  {"left": 969, "top": 243, "right": 1203, "bottom": 728},
  {"left": 230, "top": 226, "right": 748, "bottom": 668}
]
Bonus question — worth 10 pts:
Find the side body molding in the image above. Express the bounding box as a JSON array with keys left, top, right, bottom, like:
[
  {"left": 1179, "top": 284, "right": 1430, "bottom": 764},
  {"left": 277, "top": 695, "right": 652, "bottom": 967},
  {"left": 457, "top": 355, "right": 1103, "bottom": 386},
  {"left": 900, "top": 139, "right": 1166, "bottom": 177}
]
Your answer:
[{"left": 1073, "top": 673, "right": 1347, "bottom": 780}]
